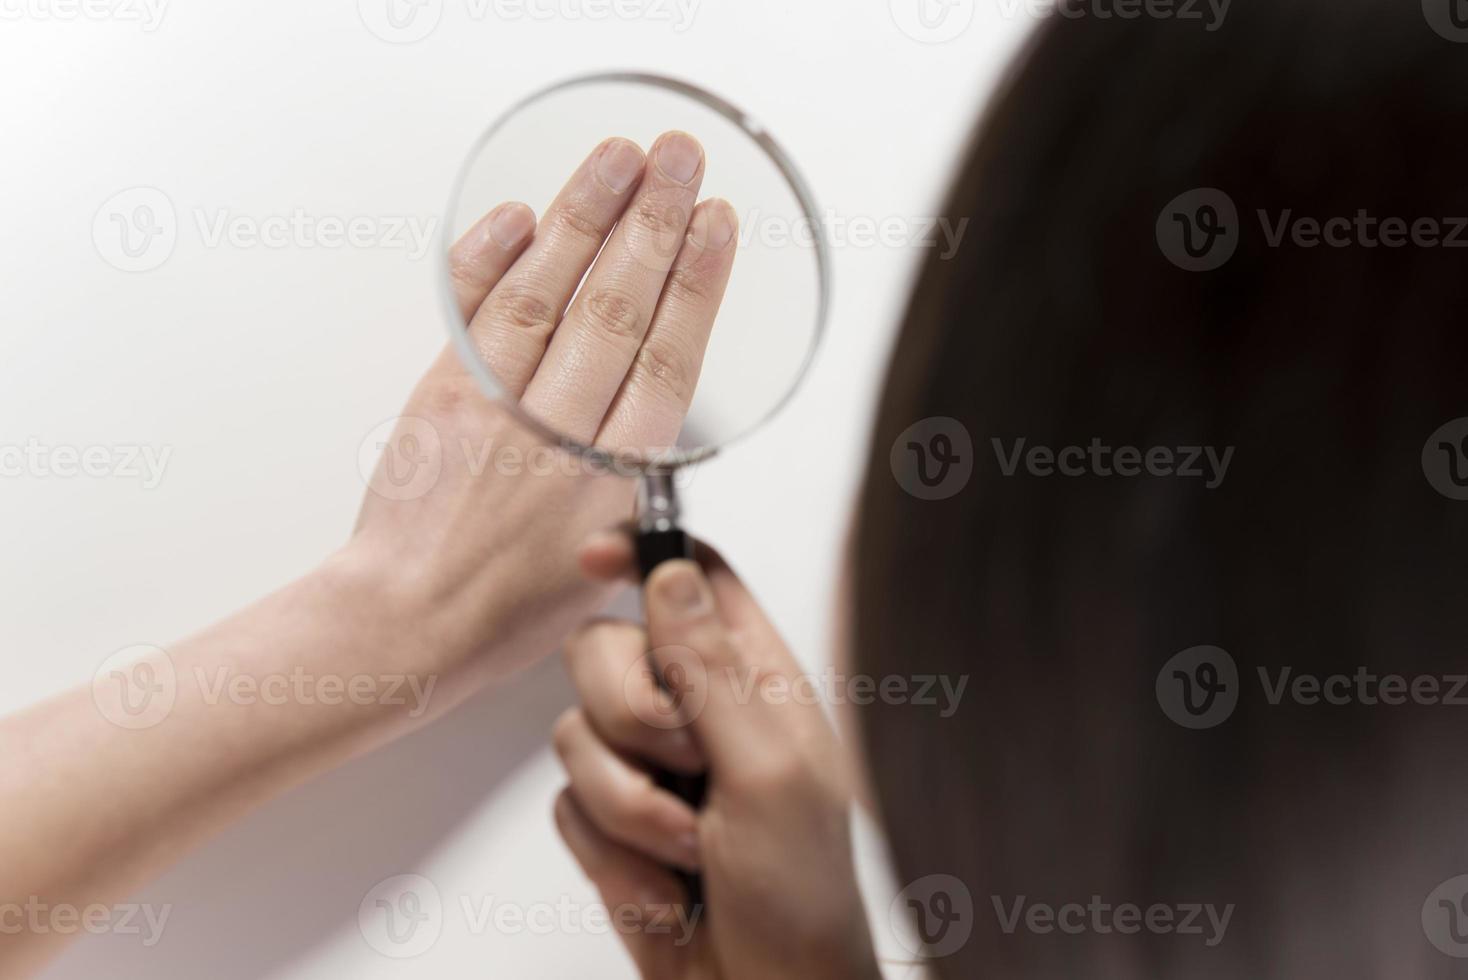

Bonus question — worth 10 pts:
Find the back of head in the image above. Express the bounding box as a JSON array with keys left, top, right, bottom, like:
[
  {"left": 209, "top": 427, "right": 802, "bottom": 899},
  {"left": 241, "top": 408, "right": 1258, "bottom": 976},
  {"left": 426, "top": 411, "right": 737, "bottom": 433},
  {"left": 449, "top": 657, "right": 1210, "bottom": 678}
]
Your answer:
[{"left": 854, "top": 2, "right": 1468, "bottom": 976}]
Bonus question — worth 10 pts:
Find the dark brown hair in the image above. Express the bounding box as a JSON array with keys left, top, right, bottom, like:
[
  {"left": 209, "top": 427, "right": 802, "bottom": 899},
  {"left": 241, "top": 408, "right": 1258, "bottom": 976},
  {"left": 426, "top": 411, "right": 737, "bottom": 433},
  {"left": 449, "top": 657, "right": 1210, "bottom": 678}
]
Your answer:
[{"left": 854, "top": 3, "right": 1468, "bottom": 976}]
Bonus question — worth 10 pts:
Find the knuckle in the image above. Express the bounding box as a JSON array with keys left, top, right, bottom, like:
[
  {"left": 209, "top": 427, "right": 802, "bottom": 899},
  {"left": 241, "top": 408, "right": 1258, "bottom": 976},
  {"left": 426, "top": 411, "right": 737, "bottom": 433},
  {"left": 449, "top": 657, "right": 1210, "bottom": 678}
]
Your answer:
[
  {"left": 581, "top": 287, "right": 645, "bottom": 339},
  {"left": 631, "top": 340, "right": 695, "bottom": 404},
  {"left": 664, "top": 261, "right": 716, "bottom": 304},
  {"left": 549, "top": 201, "right": 609, "bottom": 244},
  {"left": 611, "top": 773, "right": 662, "bottom": 827},
  {"left": 551, "top": 708, "right": 583, "bottom": 758},
  {"left": 447, "top": 253, "right": 482, "bottom": 292},
  {"left": 630, "top": 195, "right": 690, "bottom": 237},
  {"left": 492, "top": 286, "right": 559, "bottom": 334}
]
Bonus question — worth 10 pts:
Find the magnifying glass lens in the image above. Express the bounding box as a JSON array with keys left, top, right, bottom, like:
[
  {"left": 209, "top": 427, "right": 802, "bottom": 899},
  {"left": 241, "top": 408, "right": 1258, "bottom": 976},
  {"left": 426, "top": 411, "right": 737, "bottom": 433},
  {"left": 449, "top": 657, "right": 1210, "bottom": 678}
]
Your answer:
[{"left": 444, "top": 75, "right": 827, "bottom": 470}]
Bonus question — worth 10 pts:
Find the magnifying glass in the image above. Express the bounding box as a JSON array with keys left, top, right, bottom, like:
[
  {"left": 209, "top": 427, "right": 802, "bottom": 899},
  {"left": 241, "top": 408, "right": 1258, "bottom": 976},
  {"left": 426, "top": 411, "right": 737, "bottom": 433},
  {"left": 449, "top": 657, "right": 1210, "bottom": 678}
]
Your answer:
[{"left": 440, "top": 71, "right": 831, "bottom": 907}]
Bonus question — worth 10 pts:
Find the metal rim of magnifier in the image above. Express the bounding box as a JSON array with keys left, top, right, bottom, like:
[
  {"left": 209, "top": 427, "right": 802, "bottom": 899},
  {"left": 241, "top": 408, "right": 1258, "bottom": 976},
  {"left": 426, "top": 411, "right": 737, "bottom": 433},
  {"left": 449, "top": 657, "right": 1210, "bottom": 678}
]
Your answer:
[{"left": 439, "top": 70, "right": 833, "bottom": 474}]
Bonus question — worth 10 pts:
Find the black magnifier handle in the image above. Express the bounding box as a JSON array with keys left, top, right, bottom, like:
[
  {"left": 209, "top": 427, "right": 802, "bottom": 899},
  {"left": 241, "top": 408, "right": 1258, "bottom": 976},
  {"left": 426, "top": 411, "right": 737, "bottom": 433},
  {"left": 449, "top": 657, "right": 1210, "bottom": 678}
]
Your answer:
[{"left": 635, "top": 473, "right": 709, "bottom": 913}]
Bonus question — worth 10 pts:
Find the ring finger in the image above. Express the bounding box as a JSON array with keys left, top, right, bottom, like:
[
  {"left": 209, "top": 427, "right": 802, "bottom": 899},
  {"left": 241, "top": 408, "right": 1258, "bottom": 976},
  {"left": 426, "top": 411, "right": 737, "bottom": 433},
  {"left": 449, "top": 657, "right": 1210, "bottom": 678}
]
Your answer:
[{"left": 552, "top": 708, "right": 702, "bottom": 873}]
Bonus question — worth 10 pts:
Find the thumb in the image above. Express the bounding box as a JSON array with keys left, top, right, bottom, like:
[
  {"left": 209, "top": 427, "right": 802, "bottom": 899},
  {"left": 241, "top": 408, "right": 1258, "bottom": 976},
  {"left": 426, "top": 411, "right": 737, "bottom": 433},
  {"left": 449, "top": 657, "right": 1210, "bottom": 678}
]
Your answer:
[{"left": 644, "top": 560, "right": 798, "bottom": 779}]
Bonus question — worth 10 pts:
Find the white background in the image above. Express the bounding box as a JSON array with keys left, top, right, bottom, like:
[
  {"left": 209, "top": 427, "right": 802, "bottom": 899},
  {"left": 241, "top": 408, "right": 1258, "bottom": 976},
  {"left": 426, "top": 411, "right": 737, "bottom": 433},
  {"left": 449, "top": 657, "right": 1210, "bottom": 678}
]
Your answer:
[{"left": 0, "top": 1, "right": 1029, "bottom": 976}]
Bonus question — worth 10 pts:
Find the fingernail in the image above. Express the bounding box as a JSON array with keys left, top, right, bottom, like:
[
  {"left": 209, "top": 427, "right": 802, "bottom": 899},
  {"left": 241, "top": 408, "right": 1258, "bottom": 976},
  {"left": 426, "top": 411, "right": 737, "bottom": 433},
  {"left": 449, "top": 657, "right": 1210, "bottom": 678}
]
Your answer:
[
  {"left": 596, "top": 139, "right": 645, "bottom": 194},
  {"left": 489, "top": 204, "right": 534, "bottom": 248},
  {"left": 655, "top": 132, "right": 702, "bottom": 185},
  {"left": 689, "top": 203, "right": 735, "bottom": 251},
  {"left": 655, "top": 562, "right": 711, "bottom": 616}
]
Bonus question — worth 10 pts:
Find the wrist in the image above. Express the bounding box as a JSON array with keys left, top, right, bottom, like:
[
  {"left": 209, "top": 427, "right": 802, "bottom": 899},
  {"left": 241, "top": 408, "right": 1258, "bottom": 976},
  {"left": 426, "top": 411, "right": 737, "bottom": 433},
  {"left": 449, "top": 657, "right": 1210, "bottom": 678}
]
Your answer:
[
  {"left": 315, "top": 536, "right": 527, "bottom": 699},
  {"left": 311, "top": 541, "right": 470, "bottom": 674},
  {"left": 330, "top": 518, "right": 617, "bottom": 682}
]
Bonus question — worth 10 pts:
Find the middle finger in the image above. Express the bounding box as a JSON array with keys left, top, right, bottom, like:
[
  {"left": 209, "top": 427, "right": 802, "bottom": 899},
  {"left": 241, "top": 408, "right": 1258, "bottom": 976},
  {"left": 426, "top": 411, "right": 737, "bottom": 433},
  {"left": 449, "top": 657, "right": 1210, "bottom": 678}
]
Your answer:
[{"left": 520, "top": 131, "right": 706, "bottom": 443}]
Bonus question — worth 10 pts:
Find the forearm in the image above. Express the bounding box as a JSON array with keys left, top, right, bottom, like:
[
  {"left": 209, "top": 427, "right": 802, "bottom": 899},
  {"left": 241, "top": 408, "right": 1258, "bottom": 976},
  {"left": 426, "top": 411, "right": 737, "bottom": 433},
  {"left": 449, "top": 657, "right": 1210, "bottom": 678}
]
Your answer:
[{"left": 0, "top": 548, "right": 459, "bottom": 973}]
